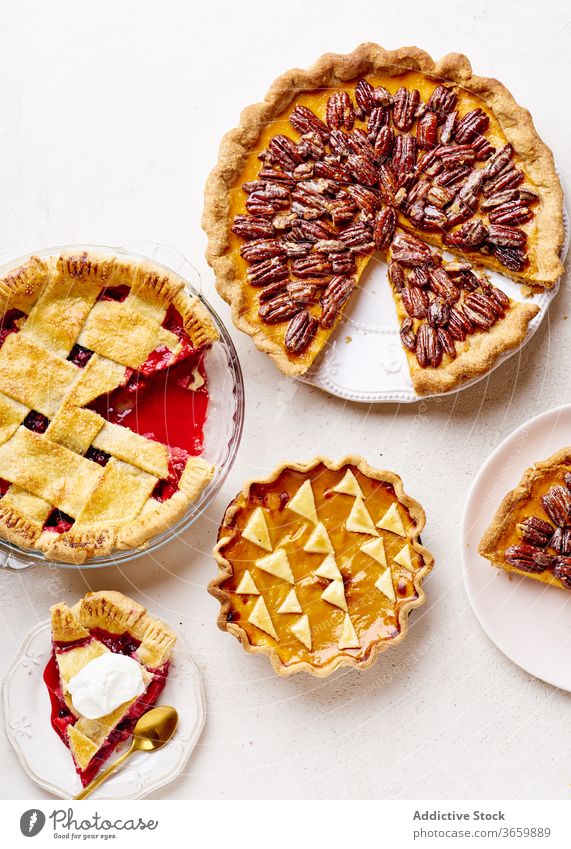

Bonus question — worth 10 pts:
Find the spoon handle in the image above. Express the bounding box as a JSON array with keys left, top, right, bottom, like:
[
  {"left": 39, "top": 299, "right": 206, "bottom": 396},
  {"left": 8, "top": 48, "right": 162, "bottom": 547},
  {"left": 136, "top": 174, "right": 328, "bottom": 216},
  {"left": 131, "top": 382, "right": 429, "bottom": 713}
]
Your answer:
[{"left": 73, "top": 743, "right": 135, "bottom": 800}]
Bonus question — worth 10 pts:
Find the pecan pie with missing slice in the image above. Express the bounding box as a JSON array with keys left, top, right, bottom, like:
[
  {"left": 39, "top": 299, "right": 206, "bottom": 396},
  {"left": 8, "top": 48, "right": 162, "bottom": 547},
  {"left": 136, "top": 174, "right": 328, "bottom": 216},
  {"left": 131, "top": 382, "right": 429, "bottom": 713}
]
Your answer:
[
  {"left": 203, "top": 44, "right": 563, "bottom": 393},
  {"left": 45, "top": 591, "right": 176, "bottom": 787},
  {"left": 210, "top": 456, "right": 433, "bottom": 676},
  {"left": 0, "top": 251, "right": 218, "bottom": 563},
  {"left": 480, "top": 449, "right": 571, "bottom": 592}
]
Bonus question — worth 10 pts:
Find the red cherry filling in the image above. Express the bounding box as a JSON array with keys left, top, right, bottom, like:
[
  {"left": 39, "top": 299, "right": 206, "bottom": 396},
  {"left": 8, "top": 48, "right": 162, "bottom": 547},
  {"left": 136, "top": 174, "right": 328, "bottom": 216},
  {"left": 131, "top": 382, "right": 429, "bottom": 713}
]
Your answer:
[
  {"left": 23, "top": 411, "right": 50, "bottom": 434},
  {"left": 0, "top": 308, "right": 25, "bottom": 348},
  {"left": 67, "top": 344, "right": 94, "bottom": 368},
  {"left": 97, "top": 284, "right": 130, "bottom": 302},
  {"left": 44, "top": 628, "right": 169, "bottom": 787},
  {"left": 43, "top": 509, "right": 75, "bottom": 534},
  {"left": 84, "top": 447, "right": 110, "bottom": 466}
]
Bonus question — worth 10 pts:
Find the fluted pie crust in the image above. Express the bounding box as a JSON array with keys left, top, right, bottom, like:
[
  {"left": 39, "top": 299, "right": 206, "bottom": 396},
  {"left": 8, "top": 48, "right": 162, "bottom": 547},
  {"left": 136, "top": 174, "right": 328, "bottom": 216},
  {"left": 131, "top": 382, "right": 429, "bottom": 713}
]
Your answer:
[
  {"left": 0, "top": 250, "right": 217, "bottom": 562},
  {"left": 210, "top": 456, "right": 434, "bottom": 676},
  {"left": 479, "top": 448, "right": 571, "bottom": 591},
  {"left": 203, "top": 43, "right": 563, "bottom": 392}
]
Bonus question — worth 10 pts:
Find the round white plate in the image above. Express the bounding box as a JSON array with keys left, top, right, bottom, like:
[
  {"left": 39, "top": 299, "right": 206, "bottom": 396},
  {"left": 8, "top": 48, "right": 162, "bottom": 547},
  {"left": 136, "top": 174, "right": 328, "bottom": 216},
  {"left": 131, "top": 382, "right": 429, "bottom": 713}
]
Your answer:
[
  {"left": 462, "top": 404, "right": 571, "bottom": 691},
  {"left": 2, "top": 621, "right": 206, "bottom": 799}
]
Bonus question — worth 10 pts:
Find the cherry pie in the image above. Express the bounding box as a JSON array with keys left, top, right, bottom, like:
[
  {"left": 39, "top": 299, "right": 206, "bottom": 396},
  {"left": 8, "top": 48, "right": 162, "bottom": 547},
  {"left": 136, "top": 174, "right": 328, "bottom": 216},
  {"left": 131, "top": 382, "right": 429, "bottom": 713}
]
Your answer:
[
  {"left": 44, "top": 591, "right": 176, "bottom": 787},
  {"left": 210, "top": 456, "right": 433, "bottom": 676},
  {"left": 0, "top": 251, "right": 218, "bottom": 562},
  {"left": 203, "top": 44, "right": 564, "bottom": 394}
]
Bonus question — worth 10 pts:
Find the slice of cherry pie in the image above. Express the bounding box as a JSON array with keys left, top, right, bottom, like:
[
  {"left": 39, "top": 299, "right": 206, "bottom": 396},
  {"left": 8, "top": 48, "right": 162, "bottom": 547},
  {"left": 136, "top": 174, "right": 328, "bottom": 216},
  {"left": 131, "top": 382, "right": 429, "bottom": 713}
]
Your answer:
[
  {"left": 44, "top": 591, "right": 176, "bottom": 787},
  {"left": 0, "top": 251, "right": 218, "bottom": 562}
]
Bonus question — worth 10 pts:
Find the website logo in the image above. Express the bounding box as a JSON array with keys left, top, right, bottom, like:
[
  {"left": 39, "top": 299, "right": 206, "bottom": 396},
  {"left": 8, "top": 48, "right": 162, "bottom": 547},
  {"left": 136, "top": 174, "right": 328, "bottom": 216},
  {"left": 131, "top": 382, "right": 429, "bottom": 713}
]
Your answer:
[{"left": 19, "top": 809, "right": 46, "bottom": 837}]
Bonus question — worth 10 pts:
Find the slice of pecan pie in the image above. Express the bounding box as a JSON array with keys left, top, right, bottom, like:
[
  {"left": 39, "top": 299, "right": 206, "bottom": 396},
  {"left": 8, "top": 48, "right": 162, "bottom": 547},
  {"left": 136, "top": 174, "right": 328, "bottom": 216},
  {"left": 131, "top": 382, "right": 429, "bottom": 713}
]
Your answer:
[
  {"left": 209, "top": 456, "right": 433, "bottom": 676},
  {"left": 479, "top": 449, "right": 571, "bottom": 591},
  {"left": 0, "top": 251, "right": 217, "bottom": 563},
  {"left": 45, "top": 591, "right": 176, "bottom": 787},
  {"left": 203, "top": 44, "right": 563, "bottom": 392}
]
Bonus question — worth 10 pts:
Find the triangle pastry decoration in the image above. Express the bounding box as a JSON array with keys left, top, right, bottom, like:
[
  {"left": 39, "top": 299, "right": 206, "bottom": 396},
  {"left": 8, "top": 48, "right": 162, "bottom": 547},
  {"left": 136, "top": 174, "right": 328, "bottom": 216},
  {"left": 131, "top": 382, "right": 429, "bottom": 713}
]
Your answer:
[
  {"left": 338, "top": 613, "right": 360, "bottom": 650},
  {"left": 288, "top": 479, "right": 318, "bottom": 525},
  {"left": 376, "top": 503, "right": 406, "bottom": 537},
  {"left": 248, "top": 596, "right": 278, "bottom": 640},
  {"left": 255, "top": 549, "right": 295, "bottom": 584},
  {"left": 393, "top": 544, "right": 413, "bottom": 570},
  {"left": 235, "top": 570, "right": 260, "bottom": 595},
  {"left": 360, "top": 537, "right": 387, "bottom": 567},
  {"left": 346, "top": 498, "right": 379, "bottom": 536},
  {"left": 242, "top": 507, "right": 272, "bottom": 551},
  {"left": 332, "top": 469, "right": 364, "bottom": 498},
  {"left": 375, "top": 568, "right": 396, "bottom": 603},
  {"left": 303, "top": 522, "right": 334, "bottom": 554},
  {"left": 277, "top": 587, "right": 302, "bottom": 614},
  {"left": 321, "top": 579, "right": 348, "bottom": 612},
  {"left": 314, "top": 553, "right": 342, "bottom": 580},
  {"left": 290, "top": 614, "right": 312, "bottom": 650}
]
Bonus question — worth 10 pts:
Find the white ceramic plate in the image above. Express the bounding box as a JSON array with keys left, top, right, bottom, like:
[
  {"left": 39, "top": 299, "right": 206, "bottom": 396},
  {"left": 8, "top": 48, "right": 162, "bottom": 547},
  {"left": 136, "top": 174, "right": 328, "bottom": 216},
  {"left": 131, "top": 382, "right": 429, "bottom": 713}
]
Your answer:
[
  {"left": 462, "top": 404, "right": 571, "bottom": 691},
  {"left": 2, "top": 621, "right": 206, "bottom": 798}
]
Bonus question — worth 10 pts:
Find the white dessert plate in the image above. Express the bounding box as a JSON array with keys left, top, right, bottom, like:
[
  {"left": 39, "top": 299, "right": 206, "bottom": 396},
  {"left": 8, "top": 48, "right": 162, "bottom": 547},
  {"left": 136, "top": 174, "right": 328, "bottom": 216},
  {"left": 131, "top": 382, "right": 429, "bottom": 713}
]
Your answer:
[
  {"left": 462, "top": 403, "right": 571, "bottom": 691},
  {"left": 2, "top": 620, "right": 205, "bottom": 799}
]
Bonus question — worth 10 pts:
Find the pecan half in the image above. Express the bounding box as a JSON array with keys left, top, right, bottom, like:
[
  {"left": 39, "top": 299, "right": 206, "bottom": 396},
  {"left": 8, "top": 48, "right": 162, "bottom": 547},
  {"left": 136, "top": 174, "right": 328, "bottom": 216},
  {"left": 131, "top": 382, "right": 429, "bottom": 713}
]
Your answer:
[
  {"left": 287, "top": 281, "right": 321, "bottom": 304},
  {"left": 437, "top": 328, "right": 456, "bottom": 358},
  {"left": 488, "top": 201, "right": 532, "bottom": 226},
  {"left": 339, "top": 222, "right": 375, "bottom": 253},
  {"left": 439, "top": 110, "right": 457, "bottom": 144},
  {"left": 247, "top": 257, "right": 289, "bottom": 287},
  {"left": 505, "top": 543, "right": 549, "bottom": 573},
  {"left": 258, "top": 293, "right": 301, "bottom": 324},
  {"left": 240, "top": 239, "right": 285, "bottom": 263},
  {"left": 454, "top": 108, "right": 490, "bottom": 144},
  {"left": 347, "top": 154, "right": 378, "bottom": 186},
  {"left": 455, "top": 169, "right": 485, "bottom": 210},
  {"left": 246, "top": 188, "right": 291, "bottom": 216},
  {"left": 541, "top": 485, "right": 571, "bottom": 526},
  {"left": 401, "top": 285, "right": 429, "bottom": 319},
  {"left": 314, "top": 156, "right": 352, "bottom": 182},
  {"left": 463, "top": 292, "right": 500, "bottom": 328},
  {"left": 427, "top": 85, "right": 457, "bottom": 123},
  {"left": 377, "top": 162, "right": 398, "bottom": 203},
  {"left": 427, "top": 185, "right": 455, "bottom": 208},
  {"left": 482, "top": 144, "right": 513, "bottom": 180},
  {"left": 472, "top": 135, "right": 495, "bottom": 160},
  {"left": 232, "top": 216, "right": 275, "bottom": 240},
  {"left": 492, "top": 245, "right": 528, "bottom": 273},
  {"left": 416, "top": 323, "right": 442, "bottom": 368},
  {"left": 483, "top": 165, "right": 524, "bottom": 197},
  {"left": 330, "top": 197, "right": 359, "bottom": 226},
  {"left": 291, "top": 253, "right": 333, "bottom": 278},
  {"left": 517, "top": 516, "right": 554, "bottom": 548},
  {"left": 388, "top": 260, "right": 406, "bottom": 291},
  {"left": 284, "top": 310, "right": 319, "bottom": 354},
  {"left": 331, "top": 252, "right": 356, "bottom": 275},
  {"left": 428, "top": 267, "right": 460, "bottom": 303},
  {"left": 439, "top": 144, "right": 477, "bottom": 167},
  {"left": 435, "top": 163, "right": 471, "bottom": 188},
  {"left": 399, "top": 317, "right": 417, "bottom": 352},
  {"left": 328, "top": 129, "right": 351, "bottom": 157},
  {"left": 427, "top": 298, "right": 450, "bottom": 328},
  {"left": 297, "top": 132, "right": 325, "bottom": 160},
  {"left": 326, "top": 91, "right": 355, "bottom": 131},
  {"left": 447, "top": 306, "right": 473, "bottom": 341},
  {"left": 392, "top": 134, "right": 417, "bottom": 187},
  {"left": 320, "top": 276, "right": 356, "bottom": 328},
  {"left": 392, "top": 87, "right": 420, "bottom": 131},
  {"left": 480, "top": 189, "right": 520, "bottom": 211},
  {"left": 367, "top": 107, "right": 389, "bottom": 143},
  {"left": 346, "top": 184, "right": 383, "bottom": 217},
  {"left": 281, "top": 240, "right": 313, "bottom": 258},
  {"left": 549, "top": 527, "right": 571, "bottom": 555},
  {"left": 408, "top": 266, "right": 431, "bottom": 288},
  {"left": 487, "top": 225, "right": 527, "bottom": 248},
  {"left": 416, "top": 110, "right": 438, "bottom": 149},
  {"left": 268, "top": 135, "right": 302, "bottom": 171},
  {"left": 355, "top": 80, "right": 377, "bottom": 114},
  {"left": 289, "top": 106, "right": 329, "bottom": 140},
  {"left": 553, "top": 559, "right": 571, "bottom": 590},
  {"left": 390, "top": 232, "right": 433, "bottom": 267},
  {"left": 373, "top": 207, "right": 397, "bottom": 249}
]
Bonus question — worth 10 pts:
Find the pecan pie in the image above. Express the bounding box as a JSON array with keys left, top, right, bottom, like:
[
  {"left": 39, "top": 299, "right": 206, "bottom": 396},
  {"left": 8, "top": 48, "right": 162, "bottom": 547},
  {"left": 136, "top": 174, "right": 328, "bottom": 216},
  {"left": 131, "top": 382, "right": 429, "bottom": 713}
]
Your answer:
[
  {"left": 209, "top": 456, "right": 433, "bottom": 676},
  {"left": 203, "top": 44, "right": 563, "bottom": 393},
  {"left": 479, "top": 449, "right": 571, "bottom": 592},
  {"left": 0, "top": 251, "right": 218, "bottom": 563},
  {"left": 45, "top": 591, "right": 176, "bottom": 787}
]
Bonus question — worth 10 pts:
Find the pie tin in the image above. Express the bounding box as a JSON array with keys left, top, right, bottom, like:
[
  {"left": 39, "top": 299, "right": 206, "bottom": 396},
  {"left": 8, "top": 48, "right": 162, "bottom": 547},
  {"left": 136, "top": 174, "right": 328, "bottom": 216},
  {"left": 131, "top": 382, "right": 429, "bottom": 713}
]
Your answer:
[{"left": 0, "top": 241, "right": 244, "bottom": 570}]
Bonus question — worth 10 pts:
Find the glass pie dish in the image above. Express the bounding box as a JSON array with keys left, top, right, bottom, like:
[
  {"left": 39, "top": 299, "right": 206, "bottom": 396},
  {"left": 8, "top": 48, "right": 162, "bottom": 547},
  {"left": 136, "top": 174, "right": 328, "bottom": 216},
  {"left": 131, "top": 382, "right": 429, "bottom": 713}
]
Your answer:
[{"left": 0, "top": 241, "right": 244, "bottom": 570}]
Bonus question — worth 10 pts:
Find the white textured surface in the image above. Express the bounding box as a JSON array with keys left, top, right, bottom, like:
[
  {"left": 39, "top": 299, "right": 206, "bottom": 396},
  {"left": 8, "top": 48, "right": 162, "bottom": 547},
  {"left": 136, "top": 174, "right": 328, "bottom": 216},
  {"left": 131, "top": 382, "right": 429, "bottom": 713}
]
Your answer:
[{"left": 0, "top": 0, "right": 570, "bottom": 801}]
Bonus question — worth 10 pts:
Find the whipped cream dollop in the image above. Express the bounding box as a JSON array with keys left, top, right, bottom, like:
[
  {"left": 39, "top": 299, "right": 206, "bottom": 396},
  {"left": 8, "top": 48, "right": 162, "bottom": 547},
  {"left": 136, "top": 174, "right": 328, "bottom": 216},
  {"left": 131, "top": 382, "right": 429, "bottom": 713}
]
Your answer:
[{"left": 67, "top": 653, "right": 145, "bottom": 720}]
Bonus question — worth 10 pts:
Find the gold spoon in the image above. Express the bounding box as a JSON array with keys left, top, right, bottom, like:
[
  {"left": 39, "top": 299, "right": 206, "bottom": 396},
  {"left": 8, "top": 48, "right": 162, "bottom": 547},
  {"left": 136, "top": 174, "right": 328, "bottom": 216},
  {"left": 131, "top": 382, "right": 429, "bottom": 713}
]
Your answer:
[{"left": 74, "top": 706, "right": 179, "bottom": 800}]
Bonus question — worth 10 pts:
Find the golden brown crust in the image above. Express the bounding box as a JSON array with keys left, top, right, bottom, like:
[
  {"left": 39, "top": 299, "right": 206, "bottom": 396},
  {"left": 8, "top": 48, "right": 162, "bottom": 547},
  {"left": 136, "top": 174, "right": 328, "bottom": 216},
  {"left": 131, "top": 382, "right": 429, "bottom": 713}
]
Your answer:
[
  {"left": 479, "top": 447, "right": 571, "bottom": 590},
  {"left": 407, "top": 299, "right": 540, "bottom": 395},
  {"left": 209, "top": 455, "right": 434, "bottom": 677},
  {"left": 203, "top": 43, "right": 564, "bottom": 384},
  {"left": 0, "top": 252, "right": 217, "bottom": 563},
  {"left": 53, "top": 590, "right": 177, "bottom": 667}
]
